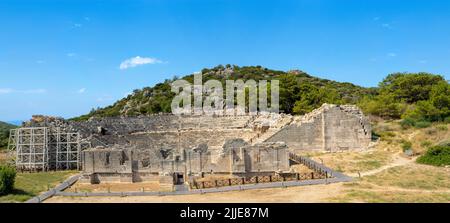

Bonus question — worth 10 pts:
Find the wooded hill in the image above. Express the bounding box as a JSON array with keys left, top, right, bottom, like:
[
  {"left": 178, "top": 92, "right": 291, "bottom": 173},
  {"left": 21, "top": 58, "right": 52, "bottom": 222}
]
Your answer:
[
  {"left": 73, "top": 64, "right": 450, "bottom": 127},
  {"left": 73, "top": 65, "right": 376, "bottom": 120},
  {"left": 0, "top": 121, "right": 16, "bottom": 150}
]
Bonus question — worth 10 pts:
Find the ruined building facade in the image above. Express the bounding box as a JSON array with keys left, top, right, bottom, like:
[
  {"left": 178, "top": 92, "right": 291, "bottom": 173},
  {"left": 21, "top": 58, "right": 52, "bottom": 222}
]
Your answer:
[
  {"left": 10, "top": 104, "right": 371, "bottom": 184},
  {"left": 266, "top": 104, "right": 371, "bottom": 152}
]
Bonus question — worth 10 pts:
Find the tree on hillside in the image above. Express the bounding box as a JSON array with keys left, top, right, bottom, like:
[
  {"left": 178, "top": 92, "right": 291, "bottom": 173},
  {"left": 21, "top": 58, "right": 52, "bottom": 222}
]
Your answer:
[
  {"left": 379, "top": 72, "right": 446, "bottom": 103},
  {"left": 360, "top": 72, "right": 450, "bottom": 122}
]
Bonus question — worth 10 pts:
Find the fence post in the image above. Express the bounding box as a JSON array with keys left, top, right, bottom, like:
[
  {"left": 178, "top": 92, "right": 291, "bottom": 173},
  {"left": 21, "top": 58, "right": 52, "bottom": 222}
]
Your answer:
[
  {"left": 242, "top": 178, "right": 245, "bottom": 185},
  {"left": 269, "top": 175, "right": 272, "bottom": 182},
  {"left": 202, "top": 181, "right": 205, "bottom": 189},
  {"left": 296, "top": 173, "right": 299, "bottom": 181},
  {"left": 228, "top": 178, "right": 232, "bottom": 186},
  {"left": 256, "top": 176, "right": 259, "bottom": 184},
  {"left": 311, "top": 172, "right": 314, "bottom": 179},
  {"left": 215, "top": 180, "right": 218, "bottom": 188}
]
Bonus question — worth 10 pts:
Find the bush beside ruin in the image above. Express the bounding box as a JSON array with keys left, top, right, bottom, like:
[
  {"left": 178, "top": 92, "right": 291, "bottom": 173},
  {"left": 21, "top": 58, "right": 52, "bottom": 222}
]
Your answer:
[
  {"left": 0, "top": 165, "right": 16, "bottom": 195},
  {"left": 417, "top": 145, "right": 450, "bottom": 167}
]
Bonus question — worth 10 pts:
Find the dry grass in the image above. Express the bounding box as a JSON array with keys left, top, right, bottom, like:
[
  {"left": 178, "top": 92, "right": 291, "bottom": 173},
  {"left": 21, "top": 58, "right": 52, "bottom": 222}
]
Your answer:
[
  {"left": 331, "top": 190, "right": 450, "bottom": 203},
  {"left": 0, "top": 151, "right": 9, "bottom": 165},
  {"left": 46, "top": 183, "right": 347, "bottom": 203},
  {"left": 65, "top": 181, "right": 169, "bottom": 193},
  {"left": 409, "top": 123, "right": 450, "bottom": 154},
  {"left": 363, "top": 163, "right": 450, "bottom": 190},
  {"left": 304, "top": 149, "right": 393, "bottom": 174},
  {"left": 303, "top": 122, "right": 450, "bottom": 175},
  {"left": 330, "top": 162, "right": 450, "bottom": 203},
  {"left": 0, "top": 171, "right": 78, "bottom": 203},
  {"left": 194, "top": 174, "right": 241, "bottom": 182},
  {"left": 290, "top": 164, "right": 315, "bottom": 173},
  {"left": 32, "top": 121, "right": 450, "bottom": 203}
]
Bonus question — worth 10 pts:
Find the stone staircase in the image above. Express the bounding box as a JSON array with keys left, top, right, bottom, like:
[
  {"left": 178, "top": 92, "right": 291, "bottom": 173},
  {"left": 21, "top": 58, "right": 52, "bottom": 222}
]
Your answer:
[
  {"left": 338, "top": 105, "right": 370, "bottom": 136},
  {"left": 250, "top": 114, "right": 294, "bottom": 145}
]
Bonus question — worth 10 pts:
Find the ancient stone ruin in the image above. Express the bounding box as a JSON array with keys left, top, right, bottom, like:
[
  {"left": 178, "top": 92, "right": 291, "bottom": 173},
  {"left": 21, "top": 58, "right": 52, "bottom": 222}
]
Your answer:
[{"left": 9, "top": 104, "right": 371, "bottom": 187}]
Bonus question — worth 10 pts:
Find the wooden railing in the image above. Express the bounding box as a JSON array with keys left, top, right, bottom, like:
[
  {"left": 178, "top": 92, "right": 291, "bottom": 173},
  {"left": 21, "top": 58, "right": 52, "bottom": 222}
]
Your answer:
[
  {"left": 289, "top": 153, "right": 331, "bottom": 178},
  {"left": 191, "top": 171, "right": 327, "bottom": 189}
]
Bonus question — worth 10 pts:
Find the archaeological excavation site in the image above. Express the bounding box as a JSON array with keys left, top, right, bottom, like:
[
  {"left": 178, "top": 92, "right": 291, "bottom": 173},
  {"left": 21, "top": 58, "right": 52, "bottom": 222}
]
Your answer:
[{"left": 7, "top": 104, "right": 371, "bottom": 197}]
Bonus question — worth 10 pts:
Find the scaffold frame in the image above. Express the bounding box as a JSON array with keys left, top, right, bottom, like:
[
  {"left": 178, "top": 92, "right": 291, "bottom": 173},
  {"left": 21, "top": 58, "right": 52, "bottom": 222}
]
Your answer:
[{"left": 8, "top": 127, "right": 85, "bottom": 171}]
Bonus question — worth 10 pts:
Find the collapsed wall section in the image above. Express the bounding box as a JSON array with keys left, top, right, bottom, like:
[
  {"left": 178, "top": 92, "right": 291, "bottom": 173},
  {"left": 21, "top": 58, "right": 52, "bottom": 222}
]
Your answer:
[{"left": 266, "top": 104, "right": 371, "bottom": 152}]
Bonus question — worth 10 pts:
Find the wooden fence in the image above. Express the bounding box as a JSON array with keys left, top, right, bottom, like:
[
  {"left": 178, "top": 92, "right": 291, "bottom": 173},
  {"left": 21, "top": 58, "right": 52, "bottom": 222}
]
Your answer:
[
  {"left": 190, "top": 153, "right": 335, "bottom": 190},
  {"left": 288, "top": 153, "right": 332, "bottom": 177},
  {"left": 191, "top": 171, "right": 327, "bottom": 189}
]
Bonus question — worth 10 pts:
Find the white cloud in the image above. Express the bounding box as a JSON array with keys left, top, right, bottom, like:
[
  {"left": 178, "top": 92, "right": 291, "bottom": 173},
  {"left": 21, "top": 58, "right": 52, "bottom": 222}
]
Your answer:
[
  {"left": 0, "top": 88, "right": 47, "bottom": 94},
  {"left": 119, "top": 56, "right": 163, "bottom": 70},
  {"left": 0, "top": 88, "right": 13, "bottom": 94},
  {"left": 382, "top": 23, "right": 393, "bottom": 29},
  {"left": 36, "top": 60, "right": 45, "bottom": 64},
  {"left": 78, "top": 88, "right": 86, "bottom": 94},
  {"left": 67, "top": 53, "right": 77, "bottom": 57},
  {"left": 21, "top": 89, "right": 47, "bottom": 94},
  {"left": 73, "top": 23, "right": 82, "bottom": 28},
  {"left": 419, "top": 60, "right": 428, "bottom": 64},
  {"left": 97, "top": 95, "right": 114, "bottom": 102},
  {"left": 373, "top": 17, "right": 380, "bottom": 21},
  {"left": 387, "top": 53, "right": 397, "bottom": 57}
]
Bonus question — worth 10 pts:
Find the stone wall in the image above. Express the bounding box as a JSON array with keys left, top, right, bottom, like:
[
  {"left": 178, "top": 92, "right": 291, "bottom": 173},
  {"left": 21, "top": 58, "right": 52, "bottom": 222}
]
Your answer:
[
  {"left": 266, "top": 104, "right": 371, "bottom": 152},
  {"left": 82, "top": 147, "right": 133, "bottom": 174},
  {"left": 81, "top": 141, "right": 290, "bottom": 184},
  {"left": 25, "top": 103, "right": 371, "bottom": 181},
  {"left": 246, "top": 142, "right": 290, "bottom": 172}
]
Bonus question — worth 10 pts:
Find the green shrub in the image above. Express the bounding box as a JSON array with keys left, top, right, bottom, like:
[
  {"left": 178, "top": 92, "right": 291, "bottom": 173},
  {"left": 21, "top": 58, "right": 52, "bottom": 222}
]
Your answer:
[
  {"left": 436, "top": 125, "right": 448, "bottom": 131},
  {"left": 415, "top": 121, "right": 432, "bottom": 128},
  {"left": 371, "top": 130, "right": 380, "bottom": 141},
  {"left": 400, "top": 118, "right": 432, "bottom": 129},
  {"left": 425, "top": 128, "right": 437, "bottom": 135},
  {"left": 420, "top": 141, "right": 432, "bottom": 148},
  {"left": 400, "top": 118, "right": 415, "bottom": 129},
  {"left": 417, "top": 145, "right": 450, "bottom": 167},
  {"left": 401, "top": 140, "right": 412, "bottom": 152},
  {"left": 444, "top": 117, "right": 450, "bottom": 123},
  {"left": 0, "top": 165, "right": 16, "bottom": 195},
  {"left": 378, "top": 131, "right": 395, "bottom": 142}
]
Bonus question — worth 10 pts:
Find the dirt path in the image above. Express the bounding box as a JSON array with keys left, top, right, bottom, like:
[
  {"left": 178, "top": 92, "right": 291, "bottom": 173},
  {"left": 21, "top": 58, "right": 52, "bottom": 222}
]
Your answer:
[
  {"left": 348, "top": 154, "right": 416, "bottom": 177},
  {"left": 347, "top": 130, "right": 420, "bottom": 178},
  {"left": 357, "top": 182, "right": 450, "bottom": 193},
  {"left": 46, "top": 183, "right": 346, "bottom": 203}
]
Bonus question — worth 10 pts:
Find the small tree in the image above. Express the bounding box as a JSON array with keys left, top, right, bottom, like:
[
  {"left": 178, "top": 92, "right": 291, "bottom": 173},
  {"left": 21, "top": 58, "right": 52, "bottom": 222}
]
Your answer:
[{"left": 0, "top": 165, "right": 16, "bottom": 195}]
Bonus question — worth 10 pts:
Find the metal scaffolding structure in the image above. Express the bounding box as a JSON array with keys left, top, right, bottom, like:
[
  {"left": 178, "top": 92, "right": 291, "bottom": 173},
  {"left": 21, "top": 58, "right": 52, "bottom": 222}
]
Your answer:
[{"left": 8, "top": 127, "right": 89, "bottom": 171}]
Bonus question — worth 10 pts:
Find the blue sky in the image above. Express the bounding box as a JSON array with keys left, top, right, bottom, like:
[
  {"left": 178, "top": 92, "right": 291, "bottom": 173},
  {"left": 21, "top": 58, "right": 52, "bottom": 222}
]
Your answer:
[{"left": 1, "top": 0, "right": 450, "bottom": 122}]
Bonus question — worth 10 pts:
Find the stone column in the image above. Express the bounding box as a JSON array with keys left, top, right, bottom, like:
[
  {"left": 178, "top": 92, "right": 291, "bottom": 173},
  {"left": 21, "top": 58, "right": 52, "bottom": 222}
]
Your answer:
[{"left": 321, "top": 111, "right": 326, "bottom": 151}]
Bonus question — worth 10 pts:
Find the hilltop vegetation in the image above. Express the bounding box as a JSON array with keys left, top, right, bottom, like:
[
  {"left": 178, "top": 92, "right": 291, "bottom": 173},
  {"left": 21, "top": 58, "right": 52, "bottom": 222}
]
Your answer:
[
  {"left": 71, "top": 65, "right": 450, "bottom": 168},
  {"left": 0, "top": 121, "right": 16, "bottom": 150},
  {"left": 417, "top": 145, "right": 450, "bottom": 167},
  {"left": 72, "top": 65, "right": 375, "bottom": 120},
  {"left": 358, "top": 72, "right": 450, "bottom": 125},
  {"left": 73, "top": 65, "right": 449, "bottom": 130}
]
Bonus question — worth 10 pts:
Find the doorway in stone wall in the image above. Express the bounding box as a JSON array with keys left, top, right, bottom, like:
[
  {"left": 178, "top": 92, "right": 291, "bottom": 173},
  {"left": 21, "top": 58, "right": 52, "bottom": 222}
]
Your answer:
[{"left": 174, "top": 172, "right": 184, "bottom": 185}]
